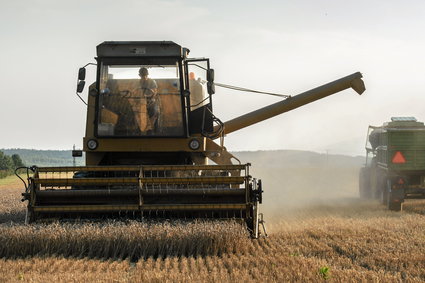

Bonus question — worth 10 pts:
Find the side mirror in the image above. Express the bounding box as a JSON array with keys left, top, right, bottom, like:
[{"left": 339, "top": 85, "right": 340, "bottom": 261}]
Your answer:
[
  {"left": 78, "top": 67, "right": 86, "bottom": 81},
  {"left": 77, "top": 81, "right": 86, "bottom": 93},
  {"left": 72, "top": 150, "right": 83, "bottom": 157},
  {"left": 207, "top": 69, "right": 214, "bottom": 82},
  {"left": 207, "top": 82, "right": 215, "bottom": 95}
]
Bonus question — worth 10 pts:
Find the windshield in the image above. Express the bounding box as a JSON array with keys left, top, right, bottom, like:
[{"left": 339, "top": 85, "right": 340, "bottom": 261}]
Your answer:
[{"left": 97, "top": 63, "right": 184, "bottom": 137}]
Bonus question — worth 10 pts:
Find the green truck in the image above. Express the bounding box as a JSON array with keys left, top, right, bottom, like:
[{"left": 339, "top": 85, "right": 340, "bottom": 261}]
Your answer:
[{"left": 359, "top": 117, "right": 425, "bottom": 211}]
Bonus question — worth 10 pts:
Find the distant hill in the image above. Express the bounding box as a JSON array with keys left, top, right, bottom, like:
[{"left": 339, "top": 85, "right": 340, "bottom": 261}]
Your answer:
[
  {"left": 233, "top": 150, "right": 365, "bottom": 169},
  {"left": 1, "top": 149, "right": 85, "bottom": 167},
  {"left": 1, "top": 148, "right": 363, "bottom": 168}
]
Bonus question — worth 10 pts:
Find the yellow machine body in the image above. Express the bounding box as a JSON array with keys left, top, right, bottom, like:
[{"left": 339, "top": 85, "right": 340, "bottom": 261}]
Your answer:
[{"left": 22, "top": 41, "right": 365, "bottom": 238}]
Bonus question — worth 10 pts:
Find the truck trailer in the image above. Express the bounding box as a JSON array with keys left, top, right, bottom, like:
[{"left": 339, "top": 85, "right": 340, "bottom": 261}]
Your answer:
[{"left": 360, "top": 117, "right": 425, "bottom": 211}]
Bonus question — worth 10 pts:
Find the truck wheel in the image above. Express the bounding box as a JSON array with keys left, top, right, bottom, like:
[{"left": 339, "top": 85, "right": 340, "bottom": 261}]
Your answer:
[
  {"left": 386, "top": 180, "right": 402, "bottom": 212},
  {"left": 380, "top": 179, "right": 389, "bottom": 205},
  {"left": 388, "top": 201, "right": 402, "bottom": 211},
  {"left": 359, "top": 167, "right": 371, "bottom": 199}
]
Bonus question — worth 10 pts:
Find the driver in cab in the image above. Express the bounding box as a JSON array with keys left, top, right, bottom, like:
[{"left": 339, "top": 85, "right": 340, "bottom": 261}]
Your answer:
[{"left": 139, "top": 67, "right": 160, "bottom": 134}]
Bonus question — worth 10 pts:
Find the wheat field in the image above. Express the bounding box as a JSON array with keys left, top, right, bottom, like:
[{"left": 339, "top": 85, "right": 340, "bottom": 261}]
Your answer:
[{"left": 0, "top": 166, "right": 425, "bottom": 282}]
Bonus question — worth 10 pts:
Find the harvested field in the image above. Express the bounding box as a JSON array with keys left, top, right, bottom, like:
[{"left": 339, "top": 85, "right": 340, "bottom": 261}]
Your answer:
[
  {"left": 0, "top": 163, "right": 425, "bottom": 282},
  {"left": 0, "top": 221, "right": 249, "bottom": 260}
]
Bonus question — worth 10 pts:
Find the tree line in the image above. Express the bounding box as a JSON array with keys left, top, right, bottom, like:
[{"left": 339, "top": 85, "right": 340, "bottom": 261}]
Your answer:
[
  {"left": 1, "top": 149, "right": 84, "bottom": 167},
  {"left": 0, "top": 151, "right": 25, "bottom": 178}
]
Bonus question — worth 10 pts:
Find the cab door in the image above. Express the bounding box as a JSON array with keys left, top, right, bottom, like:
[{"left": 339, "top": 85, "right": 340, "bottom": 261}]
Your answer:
[{"left": 184, "top": 59, "right": 214, "bottom": 135}]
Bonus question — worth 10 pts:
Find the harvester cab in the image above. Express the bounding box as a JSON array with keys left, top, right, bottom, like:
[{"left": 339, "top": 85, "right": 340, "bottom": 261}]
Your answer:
[
  {"left": 21, "top": 41, "right": 366, "bottom": 238},
  {"left": 79, "top": 42, "right": 223, "bottom": 166}
]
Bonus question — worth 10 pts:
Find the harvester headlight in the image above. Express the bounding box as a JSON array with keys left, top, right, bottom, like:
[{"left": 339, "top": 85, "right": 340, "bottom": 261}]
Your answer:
[
  {"left": 189, "top": 139, "right": 200, "bottom": 150},
  {"left": 87, "top": 139, "right": 98, "bottom": 150}
]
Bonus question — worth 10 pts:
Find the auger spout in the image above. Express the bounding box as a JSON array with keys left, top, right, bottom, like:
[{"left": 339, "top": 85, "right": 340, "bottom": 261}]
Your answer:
[{"left": 220, "top": 72, "right": 365, "bottom": 135}]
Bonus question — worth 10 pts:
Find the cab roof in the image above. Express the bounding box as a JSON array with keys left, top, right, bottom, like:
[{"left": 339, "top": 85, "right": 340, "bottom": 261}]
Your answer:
[{"left": 96, "top": 41, "right": 186, "bottom": 58}]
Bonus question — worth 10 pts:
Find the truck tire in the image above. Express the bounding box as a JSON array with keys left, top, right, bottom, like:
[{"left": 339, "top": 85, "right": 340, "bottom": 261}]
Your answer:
[
  {"left": 380, "top": 178, "right": 389, "bottom": 205},
  {"left": 388, "top": 201, "right": 402, "bottom": 211},
  {"left": 386, "top": 180, "right": 402, "bottom": 212},
  {"left": 359, "top": 167, "right": 371, "bottom": 199}
]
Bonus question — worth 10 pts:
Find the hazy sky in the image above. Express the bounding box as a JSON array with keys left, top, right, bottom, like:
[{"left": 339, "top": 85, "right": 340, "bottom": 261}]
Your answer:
[{"left": 1, "top": 0, "right": 424, "bottom": 155}]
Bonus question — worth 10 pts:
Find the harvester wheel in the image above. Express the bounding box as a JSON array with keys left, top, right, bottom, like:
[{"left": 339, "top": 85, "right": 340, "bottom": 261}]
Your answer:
[{"left": 359, "top": 167, "right": 371, "bottom": 199}]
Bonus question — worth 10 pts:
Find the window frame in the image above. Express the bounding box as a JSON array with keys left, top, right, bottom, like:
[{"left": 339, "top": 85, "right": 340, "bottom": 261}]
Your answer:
[{"left": 94, "top": 56, "right": 189, "bottom": 138}]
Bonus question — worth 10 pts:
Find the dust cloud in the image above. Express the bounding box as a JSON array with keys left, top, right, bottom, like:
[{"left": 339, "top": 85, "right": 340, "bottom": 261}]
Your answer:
[{"left": 235, "top": 150, "right": 365, "bottom": 224}]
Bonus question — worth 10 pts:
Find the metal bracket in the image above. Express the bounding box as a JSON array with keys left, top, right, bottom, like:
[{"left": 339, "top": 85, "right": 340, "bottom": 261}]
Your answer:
[
  {"left": 259, "top": 213, "right": 268, "bottom": 237},
  {"left": 138, "top": 166, "right": 144, "bottom": 208}
]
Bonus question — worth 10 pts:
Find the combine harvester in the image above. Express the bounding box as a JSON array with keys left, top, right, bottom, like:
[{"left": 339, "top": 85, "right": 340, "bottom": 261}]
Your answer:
[
  {"left": 360, "top": 117, "right": 425, "bottom": 211},
  {"left": 20, "top": 41, "right": 365, "bottom": 238}
]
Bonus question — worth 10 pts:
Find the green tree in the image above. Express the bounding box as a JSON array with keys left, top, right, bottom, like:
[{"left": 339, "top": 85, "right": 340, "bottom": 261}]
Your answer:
[
  {"left": 0, "top": 151, "right": 25, "bottom": 178},
  {"left": 11, "top": 154, "right": 25, "bottom": 168},
  {"left": 0, "top": 151, "right": 13, "bottom": 170}
]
